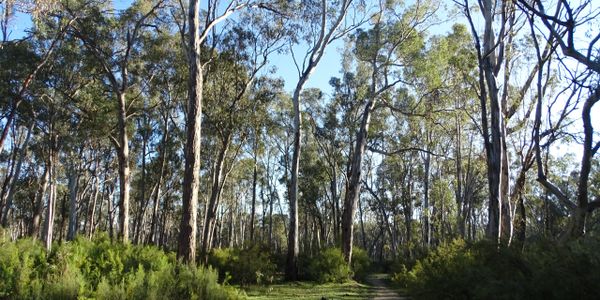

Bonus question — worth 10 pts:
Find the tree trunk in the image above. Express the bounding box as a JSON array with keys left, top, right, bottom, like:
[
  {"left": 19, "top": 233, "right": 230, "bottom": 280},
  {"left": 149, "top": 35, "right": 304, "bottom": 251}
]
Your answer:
[
  {"left": 567, "top": 88, "right": 600, "bottom": 238},
  {"left": 116, "top": 92, "right": 131, "bottom": 243},
  {"left": 455, "top": 114, "right": 464, "bottom": 237},
  {"left": 149, "top": 116, "right": 168, "bottom": 245},
  {"left": 66, "top": 161, "right": 80, "bottom": 241},
  {"left": 0, "top": 142, "right": 19, "bottom": 220},
  {"left": 31, "top": 164, "right": 49, "bottom": 238},
  {"left": 1, "top": 121, "right": 34, "bottom": 227},
  {"left": 87, "top": 173, "right": 100, "bottom": 238},
  {"left": 250, "top": 141, "right": 258, "bottom": 241},
  {"left": 134, "top": 119, "right": 149, "bottom": 244},
  {"left": 477, "top": 0, "right": 508, "bottom": 243},
  {"left": 201, "top": 134, "right": 230, "bottom": 264},
  {"left": 341, "top": 98, "right": 376, "bottom": 264},
  {"left": 286, "top": 84, "right": 303, "bottom": 280},
  {"left": 43, "top": 133, "right": 58, "bottom": 251},
  {"left": 331, "top": 165, "right": 339, "bottom": 243},
  {"left": 178, "top": 0, "right": 202, "bottom": 264},
  {"left": 423, "top": 140, "right": 431, "bottom": 247}
]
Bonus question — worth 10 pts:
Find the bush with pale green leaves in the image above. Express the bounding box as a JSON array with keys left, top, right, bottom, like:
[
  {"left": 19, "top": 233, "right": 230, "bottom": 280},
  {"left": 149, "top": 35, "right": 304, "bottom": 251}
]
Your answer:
[
  {"left": 0, "top": 233, "right": 242, "bottom": 299},
  {"left": 303, "top": 247, "right": 351, "bottom": 283}
]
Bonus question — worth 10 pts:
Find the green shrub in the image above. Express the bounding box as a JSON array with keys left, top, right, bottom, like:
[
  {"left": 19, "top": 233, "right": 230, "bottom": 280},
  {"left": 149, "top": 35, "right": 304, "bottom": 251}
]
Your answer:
[
  {"left": 351, "top": 247, "right": 371, "bottom": 280},
  {"left": 0, "top": 238, "right": 47, "bottom": 299},
  {"left": 209, "top": 244, "right": 276, "bottom": 285},
  {"left": 305, "top": 247, "right": 351, "bottom": 283},
  {"left": 395, "top": 238, "right": 600, "bottom": 300},
  {"left": 0, "top": 233, "right": 242, "bottom": 299}
]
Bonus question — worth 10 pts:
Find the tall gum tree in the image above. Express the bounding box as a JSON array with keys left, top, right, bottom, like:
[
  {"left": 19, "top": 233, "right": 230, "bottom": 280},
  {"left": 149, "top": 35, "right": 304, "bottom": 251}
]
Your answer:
[
  {"left": 284, "top": 0, "right": 359, "bottom": 279},
  {"left": 341, "top": 0, "right": 436, "bottom": 264},
  {"left": 178, "top": 0, "right": 270, "bottom": 264}
]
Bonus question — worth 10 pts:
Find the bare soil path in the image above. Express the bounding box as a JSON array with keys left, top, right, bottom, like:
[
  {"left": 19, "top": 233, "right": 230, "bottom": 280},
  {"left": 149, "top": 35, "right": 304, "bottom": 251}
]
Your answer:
[{"left": 365, "top": 274, "right": 409, "bottom": 300}]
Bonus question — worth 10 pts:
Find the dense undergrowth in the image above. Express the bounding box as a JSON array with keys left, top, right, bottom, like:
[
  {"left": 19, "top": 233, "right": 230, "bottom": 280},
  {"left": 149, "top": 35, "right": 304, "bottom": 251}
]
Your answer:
[
  {"left": 0, "top": 233, "right": 242, "bottom": 300},
  {"left": 392, "top": 238, "right": 600, "bottom": 299},
  {"left": 209, "top": 245, "right": 372, "bottom": 285}
]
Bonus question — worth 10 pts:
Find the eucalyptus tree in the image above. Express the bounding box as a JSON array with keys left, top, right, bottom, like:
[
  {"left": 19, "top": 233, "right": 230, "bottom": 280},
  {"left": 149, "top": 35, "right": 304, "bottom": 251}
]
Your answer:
[
  {"left": 60, "top": 0, "right": 166, "bottom": 243},
  {"left": 340, "top": 0, "right": 437, "bottom": 264},
  {"left": 137, "top": 29, "right": 186, "bottom": 246},
  {"left": 193, "top": 13, "right": 285, "bottom": 262},
  {"left": 409, "top": 24, "right": 482, "bottom": 241},
  {"left": 177, "top": 0, "right": 282, "bottom": 263},
  {"left": 284, "top": 0, "right": 361, "bottom": 279},
  {"left": 247, "top": 77, "right": 286, "bottom": 243},
  {"left": 0, "top": 1, "right": 74, "bottom": 150},
  {"left": 518, "top": 0, "right": 600, "bottom": 239},
  {"left": 459, "top": 0, "right": 555, "bottom": 244}
]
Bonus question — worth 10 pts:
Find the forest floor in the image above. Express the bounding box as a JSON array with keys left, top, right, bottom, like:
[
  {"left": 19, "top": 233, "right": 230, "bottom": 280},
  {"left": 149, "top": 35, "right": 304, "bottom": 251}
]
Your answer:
[
  {"left": 365, "top": 274, "right": 408, "bottom": 300},
  {"left": 241, "top": 274, "right": 408, "bottom": 299}
]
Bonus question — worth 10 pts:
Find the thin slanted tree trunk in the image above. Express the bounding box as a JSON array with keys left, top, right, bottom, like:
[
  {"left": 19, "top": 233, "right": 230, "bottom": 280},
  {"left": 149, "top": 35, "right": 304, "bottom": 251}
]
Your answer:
[
  {"left": 178, "top": 0, "right": 202, "bottom": 264},
  {"left": 149, "top": 116, "right": 169, "bottom": 245},
  {"left": 268, "top": 181, "right": 274, "bottom": 247},
  {"left": 108, "top": 179, "right": 117, "bottom": 240},
  {"left": 365, "top": 183, "right": 397, "bottom": 257},
  {"left": 1, "top": 121, "right": 34, "bottom": 227},
  {"left": 358, "top": 195, "right": 367, "bottom": 250},
  {"left": 0, "top": 140, "right": 19, "bottom": 219},
  {"left": 87, "top": 173, "right": 100, "bottom": 238},
  {"left": 59, "top": 193, "right": 68, "bottom": 242},
  {"left": 201, "top": 133, "right": 231, "bottom": 264}
]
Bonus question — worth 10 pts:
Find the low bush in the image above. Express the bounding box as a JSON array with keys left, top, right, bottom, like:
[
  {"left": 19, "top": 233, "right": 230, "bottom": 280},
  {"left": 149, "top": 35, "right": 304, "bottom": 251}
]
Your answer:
[
  {"left": 393, "top": 238, "right": 600, "bottom": 300},
  {"left": 209, "top": 244, "right": 276, "bottom": 285},
  {"left": 304, "top": 247, "right": 351, "bottom": 283},
  {"left": 0, "top": 233, "right": 242, "bottom": 299},
  {"left": 350, "top": 247, "right": 372, "bottom": 280}
]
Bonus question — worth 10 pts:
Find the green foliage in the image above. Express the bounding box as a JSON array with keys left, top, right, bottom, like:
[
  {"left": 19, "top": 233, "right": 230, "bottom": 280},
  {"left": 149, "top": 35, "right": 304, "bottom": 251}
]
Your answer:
[
  {"left": 209, "top": 244, "right": 276, "bottom": 285},
  {"left": 0, "top": 234, "right": 242, "bottom": 299},
  {"left": 350, "top": 247, "right": 372, "bottom": 280},
  {"left": 393, "top": 238, "right": 600, "bottom": 299},
  {"left": 303, "top": 248, "right": 351, "bottom": 283},
  {"left": 0, "top": 238, "right": 47, "bottom": 299}
]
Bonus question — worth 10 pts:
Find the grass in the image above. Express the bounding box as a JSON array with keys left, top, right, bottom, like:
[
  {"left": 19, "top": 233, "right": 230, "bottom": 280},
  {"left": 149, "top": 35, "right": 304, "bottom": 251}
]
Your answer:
[{"left": 241, "top": 280, "right": 375, "bottom": 300}]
